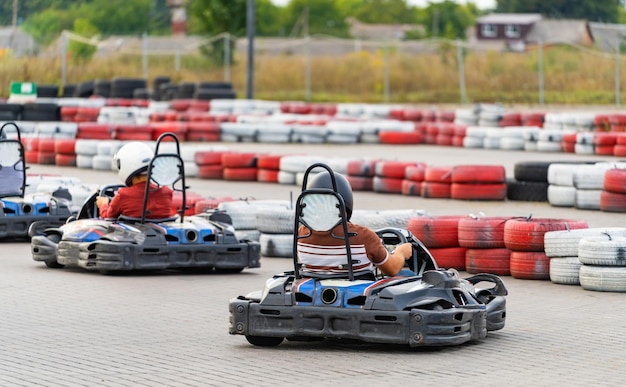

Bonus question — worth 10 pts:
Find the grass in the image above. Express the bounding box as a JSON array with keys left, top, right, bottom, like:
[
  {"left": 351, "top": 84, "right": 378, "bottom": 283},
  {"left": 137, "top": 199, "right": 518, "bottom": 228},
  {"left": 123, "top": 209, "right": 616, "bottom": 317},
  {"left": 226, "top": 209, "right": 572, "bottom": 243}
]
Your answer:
[{"left": 0, "top": 45, "right": 624, "bottom": 106}]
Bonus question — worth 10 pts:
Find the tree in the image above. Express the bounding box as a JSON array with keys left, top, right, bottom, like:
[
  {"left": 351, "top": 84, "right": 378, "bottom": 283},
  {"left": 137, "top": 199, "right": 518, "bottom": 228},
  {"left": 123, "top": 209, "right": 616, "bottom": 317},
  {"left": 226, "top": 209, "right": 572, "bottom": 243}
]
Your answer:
[
  {"left": 283, "top": 0, "right": 350, "bottom": 37},
  {"left": 495, "top": 0, "right": 621, "bottom": 23},
  {"left": 69, "top": 18, "right": 99, "bottom": 63},
  {"left": 419, "top": 1, "right": 475, "bottom": 40},
  {"left": 351, "top": 0, "right": 418, "bottom": 24}
]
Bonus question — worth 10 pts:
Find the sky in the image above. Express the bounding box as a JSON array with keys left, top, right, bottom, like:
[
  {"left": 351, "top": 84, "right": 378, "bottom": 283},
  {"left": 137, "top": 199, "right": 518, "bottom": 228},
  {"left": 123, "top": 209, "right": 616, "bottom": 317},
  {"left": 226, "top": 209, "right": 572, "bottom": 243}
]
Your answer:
[{"left": 269, "top": 0, "right": 497, "bottom": 10}]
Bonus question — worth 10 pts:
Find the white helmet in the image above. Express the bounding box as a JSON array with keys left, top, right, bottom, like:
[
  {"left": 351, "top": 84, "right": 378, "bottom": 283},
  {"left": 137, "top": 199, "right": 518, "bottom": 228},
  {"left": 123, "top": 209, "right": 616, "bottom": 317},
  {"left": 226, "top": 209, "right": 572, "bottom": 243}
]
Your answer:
[{"left": 113, "top": 142, "right": 154, "bottom": 186}]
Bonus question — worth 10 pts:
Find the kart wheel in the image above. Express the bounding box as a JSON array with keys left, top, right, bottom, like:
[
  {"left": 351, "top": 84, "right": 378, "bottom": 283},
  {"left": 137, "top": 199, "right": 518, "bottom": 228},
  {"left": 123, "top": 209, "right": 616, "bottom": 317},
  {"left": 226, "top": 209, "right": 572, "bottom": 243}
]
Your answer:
[
  {"left": 215, "top": 267, "right": 243, "bottom": 274},
  {"left": 246, "top": 335, "right": 284, "bottom": 347},
  {"left": 45, "top": 260, "right": 64, "bottom": 269}
]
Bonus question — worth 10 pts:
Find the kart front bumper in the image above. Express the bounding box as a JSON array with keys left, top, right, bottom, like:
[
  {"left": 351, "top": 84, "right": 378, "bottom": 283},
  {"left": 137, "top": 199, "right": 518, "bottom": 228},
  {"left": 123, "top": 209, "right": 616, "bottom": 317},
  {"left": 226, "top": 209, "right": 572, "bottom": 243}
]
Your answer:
[{"left": 229, "top": 298, "right": 488, "bottom": 347}]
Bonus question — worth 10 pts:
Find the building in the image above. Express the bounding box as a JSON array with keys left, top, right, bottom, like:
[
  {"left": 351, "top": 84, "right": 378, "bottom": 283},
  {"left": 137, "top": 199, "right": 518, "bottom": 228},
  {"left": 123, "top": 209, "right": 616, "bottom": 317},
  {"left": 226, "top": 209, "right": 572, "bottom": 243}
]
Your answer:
[{"left": 0, "top": 27, "right": 38, "bottom": 57}]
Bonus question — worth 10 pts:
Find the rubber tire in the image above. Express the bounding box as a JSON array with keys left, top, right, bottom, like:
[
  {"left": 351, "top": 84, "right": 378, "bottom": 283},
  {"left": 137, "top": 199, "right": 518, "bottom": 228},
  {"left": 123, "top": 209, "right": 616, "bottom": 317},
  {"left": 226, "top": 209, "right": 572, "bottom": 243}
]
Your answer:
[{"left": 246, "top": 335, "right": 284, "bottom": 347}]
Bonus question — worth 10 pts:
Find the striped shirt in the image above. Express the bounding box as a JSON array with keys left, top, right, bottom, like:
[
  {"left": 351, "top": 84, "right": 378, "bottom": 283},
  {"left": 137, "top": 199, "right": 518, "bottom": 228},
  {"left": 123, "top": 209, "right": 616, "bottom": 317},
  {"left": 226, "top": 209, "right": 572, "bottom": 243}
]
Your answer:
[{"left": 297, "top": 223, "right": 389, "bottom": 275}]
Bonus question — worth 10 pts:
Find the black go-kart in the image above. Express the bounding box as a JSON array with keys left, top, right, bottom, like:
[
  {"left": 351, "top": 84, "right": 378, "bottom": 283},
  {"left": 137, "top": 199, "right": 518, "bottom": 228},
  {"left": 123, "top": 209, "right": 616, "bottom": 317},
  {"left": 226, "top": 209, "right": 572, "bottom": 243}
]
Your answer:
[
  {"left": 229, "top": 163, "right": 507, "bottom": 348},
  {"left": 30, "top": 132, "right": 260, "bottom": 273},
  {"left": 0, "top": 122, "right": 73, "bottom": 240}
]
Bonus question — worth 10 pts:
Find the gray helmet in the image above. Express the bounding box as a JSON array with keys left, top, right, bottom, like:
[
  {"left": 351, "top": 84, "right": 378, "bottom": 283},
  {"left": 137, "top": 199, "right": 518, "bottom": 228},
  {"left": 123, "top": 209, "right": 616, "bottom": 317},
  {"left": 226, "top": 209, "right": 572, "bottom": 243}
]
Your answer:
[{"left": 306, "top": 171, "right": 354, "bottom": 220}]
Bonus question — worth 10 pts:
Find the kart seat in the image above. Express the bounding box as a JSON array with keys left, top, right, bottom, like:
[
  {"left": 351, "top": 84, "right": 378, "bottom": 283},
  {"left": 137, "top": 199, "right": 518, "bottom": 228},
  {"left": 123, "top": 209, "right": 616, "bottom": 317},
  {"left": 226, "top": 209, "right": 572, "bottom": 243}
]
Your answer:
[
  {"left": 297, "top": 192, "right": 374, "bottom": 280},
  {"left": 0, "top": 160, "right": 25, "bottom": 197}
]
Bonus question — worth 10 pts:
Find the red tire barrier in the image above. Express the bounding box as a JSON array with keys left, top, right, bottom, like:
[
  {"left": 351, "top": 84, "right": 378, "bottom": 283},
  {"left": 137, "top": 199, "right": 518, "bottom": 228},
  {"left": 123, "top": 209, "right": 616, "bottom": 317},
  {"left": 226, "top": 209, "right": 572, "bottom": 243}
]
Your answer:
[
  {"left": 510, "top": 251, "right": 550, "bottom": 280},
  {"left": 55, "top": 154, "right": 77, "bottom": 167},
  {"left": 197, "top": 165, "right": 224, "bottom": 179},
  {"left": 346, "top": 175, "right": 373, "bottom": 191},
  {"left": 401, "top": 180, "right": 422, "bottom": 196},
  {"left": 77, "top": 123, "right": 114, "bottom": 139},
  {"left": 22, "top": 137, "right": 39, "bottom": 152},
  {"left": 54, "top": 139, "right": 76, "bottom": 155},
  {"left": 114, "top": 125, "right": 153, "bottom": 141},
  {"left": 504, "top": 218, "right": 588, "bottom": 252},
  {"left": 375, "top": 161, "right": 421, "bottom": 179},
  {"left": 25, "top": 151, "right": 38, "bottom": 165},
  {"left": 404, "top": 165, "right": 425, "bottom": 182},
  {"left": 373, "top": 176, "right": 403, "bottom": 194},
  {"left": 221, "top": 152, "right": 258, "bottom": 168},
  {"left": 378, "top": 131, "right": 424, "bottom": 145},
  {"left": 257, "top": 169, "right": 280, "bottom": 183},
  {"left": 257, "top": 154, "right": 283, "bottom": 170},
  {"left": 603, "top": 168, "right": 626, "bottom": 194},
  {"left": 38, "top": 138, "right": 56, "bottom": 153},
  {"left": 420, "top": 181, "right": 451, "bottom": 198},
  {"left": 223, "top": 167, "right": 258, "bottom": 181},
  {"left": 458, "top": 216, "right": 511, "bottom": 249},
  {"left": 195, "top": 197, "right": 236, "bottom": 213},
  {"left": 465, "top": 248, "right": 511, "bottom": 276},
  {"left": 429, "top": 247, "right": 466, "bottom": 270},
  {"left": 407, "top": 215, "right": 461, "bottom": 248},
  {"left": 347, "top": 159, "right": 377, "bottom": 177},
  {"left": 451, "top": 165, "right": 506, "bottom": 184},
  {"left": 37, "top": 151, "right": 56, "bottom": 165},
  {"left": 600, "top": 190, "right": 626, "bottom": 212},
  {"left": 424, "top": 166, "right": 453, "bottom": 183},
  {"left": 450, "top": 183, "right": 507, "bottom": 200},
  {"left": 194, "top": 151, "right": 233, "bottom": 166}
]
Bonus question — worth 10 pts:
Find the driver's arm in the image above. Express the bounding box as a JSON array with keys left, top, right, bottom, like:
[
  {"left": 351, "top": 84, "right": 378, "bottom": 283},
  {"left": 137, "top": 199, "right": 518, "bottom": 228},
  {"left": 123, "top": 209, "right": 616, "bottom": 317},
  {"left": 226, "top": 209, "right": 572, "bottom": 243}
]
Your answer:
[{"left": 377, "top": 242, "right": 412, "bottom": 276}]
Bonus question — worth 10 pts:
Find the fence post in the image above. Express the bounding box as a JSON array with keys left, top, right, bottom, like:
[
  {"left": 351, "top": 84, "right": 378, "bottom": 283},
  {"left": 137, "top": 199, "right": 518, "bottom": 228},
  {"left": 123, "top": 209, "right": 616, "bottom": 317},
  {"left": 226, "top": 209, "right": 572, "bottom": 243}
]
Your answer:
[
  {"left": 246, "top": 0, "right": 255, "bottom": 99},
  {"left": 175, "top": 49, "right": 180, "bottom": 73},
  {"left": 305, "top": 35, "right": 311, "bottom": 101},
  {"left": 61, "top": 31, "right": 68, "bottom": 89},
  {"left": 142, "top": 31, "right": 148, "bottom": 80},
  {"left": 538, "top": 39, "right": 544, "bottom": 105},
  {"left": 457, "top": 39, "right": 467, "bottom": 104},
  {"left": 224, "top": 33, "right": 231, "bottom": 82},
  {"left": 616, "top": 38, "right": 621, "bottom": 106},
  {"left": 383, "top": 41, "right": 390, "bottom": 103}
]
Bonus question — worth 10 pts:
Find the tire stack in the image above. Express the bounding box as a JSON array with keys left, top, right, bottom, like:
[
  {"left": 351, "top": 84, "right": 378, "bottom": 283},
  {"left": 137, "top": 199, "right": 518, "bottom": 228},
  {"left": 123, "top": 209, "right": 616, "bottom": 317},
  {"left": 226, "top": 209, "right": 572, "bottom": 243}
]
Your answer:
[
  {"left": 195, "top": 149, "right": 232, "bottom": 180},
  {"left": 450, "top": 165, "right": 507, "bottom": 201},
  {"left": 507, "top": 161, "right": 550, "bottom": 202},
  {"left": 256, "top": 203, "right": 294, "bottom": 258},
  {"left": 573, "top": 163, "right": 613, "bottom": 210},
  {"left": 194, "top": 81, "right": 236, "bottom": 100},
  {"left": 346, "top": 159, "right": 377, "bottom": 191},
  {"left": 407, "top": 215, "right": 465, "bottom": 270},
  {"left": 21, "top": 103, "right": 60, "bottom": 122},
  {"left": 546, "top": 163, "right": 580, "bottom": 208},
  {"left": 54, "top": 139, "right": 77, "bottom": 167},
  {"left": 278, "top": 155, "right": 327, "bottom": 186},
  {"left": 36, "top": 138, "right": 56, "bottom": 165},
  {"left": 110, "top": 78, "right": 147, "bottom": 99},
  {"left": 218, "top": 200, "right": 290, "bottom": 242},
  {"left": 578, "top": 234, "right": 626, "bottom": 292},
  {"left": 374, "top": 161, "right": 420, "bottom": 194},
  {"left": 256, "top": 154, "right": 283, "bottom": 184},
  {"left": 401, "top": 164, "right": 425, "bottom": 196},
  {"left": 574, "top": 132, "right": 594, "bottom": 155},
  {"left": 459, "top": 215, "right": 512, "bottom": 275},
  {"left": 504, "top": 217, "right": 588, "bottom": 280},
  {"left": 221, "top": 152, "right": 259, "bottom": 181},
  {"left": 462, "top": 127, "right": 487, "bottom": 149},
  {"left": 93, "top": 140, "right": 124, "bottom": 171},
  {"left": 600, "top": 167, "right": 626, "bottom": 212},
  {"left": 421, "top": 165, "right": 453, "bottom": 199},
  {"left": 593, "top": 132, "right": 617, "bottom": 156},
  {"left": 614, "top": 133, "right": 626, "bottom": 157},
  {"left": 544, "top": 227, "right": 626, "bottom": 286},
  {"left": 535, "top": 129, "right": 563, "bottom": 152},
  {"left": 0, "top": 103, "right": 22, "bottom": 121},
  {"left": 74, "top": 139, "right": 99, "bottom": 169}
]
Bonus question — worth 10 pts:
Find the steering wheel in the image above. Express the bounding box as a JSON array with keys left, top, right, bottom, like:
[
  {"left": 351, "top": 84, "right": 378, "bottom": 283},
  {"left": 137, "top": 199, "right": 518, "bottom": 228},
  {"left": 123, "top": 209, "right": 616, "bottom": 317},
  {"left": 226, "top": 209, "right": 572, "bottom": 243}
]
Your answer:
[
  {"left": 76, "top": 184, "right": 124, "bottom": 220},
  {"left": 375, "top": 227, "right": 439, "bottom": 276}
]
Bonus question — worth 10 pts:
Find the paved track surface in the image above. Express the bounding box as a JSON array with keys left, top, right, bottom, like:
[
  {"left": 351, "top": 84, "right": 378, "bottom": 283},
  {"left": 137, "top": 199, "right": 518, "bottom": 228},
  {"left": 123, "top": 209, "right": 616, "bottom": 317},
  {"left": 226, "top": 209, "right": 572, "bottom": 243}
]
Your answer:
[{"left": 2, "top": 143, "right": 625, "bottom": 386}]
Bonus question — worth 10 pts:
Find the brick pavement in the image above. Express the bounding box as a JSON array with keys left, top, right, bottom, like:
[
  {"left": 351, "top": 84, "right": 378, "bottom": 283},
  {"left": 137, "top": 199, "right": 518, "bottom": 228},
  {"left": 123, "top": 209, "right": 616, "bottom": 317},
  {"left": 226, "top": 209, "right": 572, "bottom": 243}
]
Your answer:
[{"left": 1, "top": 144, "right": 625, "bottom": 386}]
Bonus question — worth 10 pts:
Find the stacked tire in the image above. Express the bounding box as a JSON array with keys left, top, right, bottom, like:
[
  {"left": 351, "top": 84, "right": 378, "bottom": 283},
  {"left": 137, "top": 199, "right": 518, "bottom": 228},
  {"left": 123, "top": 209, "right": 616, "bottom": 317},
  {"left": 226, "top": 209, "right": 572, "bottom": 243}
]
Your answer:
[
  {"left": 346, "top": 159, "right": 376, "bottom": 191},
  {"left": 450, "top": 165, "right": 507, "bottom": 200},
  {"left": 504, "top": 217, "right": 588, "bottom": 280},
  {"left": 600, "top": 167, "right": 626, "bottom": 212},
  {"left": 507, "top": 161, "right": 550, "bottom": 202},
  {"left": 421, "top": 165, "right": 453, "bottom": 198},
  {"left": 459, "top": 215, "right": 512, "bottom": 275},
  {"left": 374, "top": 161, "right": 421, "bottom": 194},
  {"left": 407, "top": 215, "right": 465, "bottom": 270},
  {"left": 578, "top": 234, "right": 626, "bottom": 292}
]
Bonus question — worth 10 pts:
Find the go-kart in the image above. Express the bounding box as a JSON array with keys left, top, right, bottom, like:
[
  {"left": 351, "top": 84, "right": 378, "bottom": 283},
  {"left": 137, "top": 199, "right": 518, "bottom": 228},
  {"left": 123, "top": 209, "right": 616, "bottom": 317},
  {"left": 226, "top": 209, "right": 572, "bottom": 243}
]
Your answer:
[
  {"left": 0, "top": 122, "right": 73, "bottom": 240},
  {"left": 229, "top": 163, "right": 507, "bottom": 348},
  {"left": 30, "top": 132, "right": 260, "bottom": 273}
]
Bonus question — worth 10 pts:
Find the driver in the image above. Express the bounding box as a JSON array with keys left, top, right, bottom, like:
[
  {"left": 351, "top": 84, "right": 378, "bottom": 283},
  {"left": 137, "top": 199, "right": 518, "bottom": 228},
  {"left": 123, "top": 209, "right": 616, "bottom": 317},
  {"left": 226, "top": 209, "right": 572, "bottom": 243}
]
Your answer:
[
  {"left": 297, "top": 170, "right": 413, "bottom": 277},
  {"left": 96, "top": 142, "right": 174, "bottom": 219}
]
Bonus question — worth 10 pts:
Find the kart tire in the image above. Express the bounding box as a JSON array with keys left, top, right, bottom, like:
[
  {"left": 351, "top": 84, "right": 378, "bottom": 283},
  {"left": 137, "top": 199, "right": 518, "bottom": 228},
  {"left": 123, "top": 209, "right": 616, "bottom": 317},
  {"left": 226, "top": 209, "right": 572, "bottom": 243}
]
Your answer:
[
  {"left": 404, "top": 165, "right": 425, "bottom": 182},
  {"left": 197, "top": 165, "right": 224, "bottom": 179},
  {"left": 549, "top": 257, "right": 581, "bottom": 285},
  {"left": 579, "top": 265, "right": 626, "bottom": 292},
  {"left": 420, "top": 181, "right": 451, "bottom": 198},
  {"left": 429, "top": 247, "right": 466, "bottom": 270},
  {"left": 222, "top": 152, "right": 258, "bottom": 168},
  {"left": 451, "top": 183, "right": 507, "bottom": 201},
  {"left": 378, "top": 131, "right": 424, "bottom": 145},
  {"left": 257, "top": 169, "right": 279, "bottom": 183},
  {"left": 223, "top": 167, "right": 258, "bottom": 181},
  {"left": 246, "top": 335, "right": 284, "bottom": 347},
  {"left": 257, "top": 154, "right": 283, "bottom": 170},
  {"left": 506, "top": 180, "right": 549, "bottom": 202},
  {"left": 574, "top": 189, "right": 602, "bottom": 210},
  {"left": 424, "top": 165, "right": 453, "bottom": 183},
  {"left": 375, "top": 161, "right": 420, "bottom": 179},
  {"left": 43, "top": 234, "right": 64, "bottom": 269},
  {"left": 547, "top": 185, "right": 576, "bottom": 207},
  {"left": 194, "top": 151, "right": 233, "bottom": 166},
  {"left": 513, "top": 161, "right": 552, "bottom": 183},
  {"left": 347, "top": 159, "right": 377, "bottom": 177}
]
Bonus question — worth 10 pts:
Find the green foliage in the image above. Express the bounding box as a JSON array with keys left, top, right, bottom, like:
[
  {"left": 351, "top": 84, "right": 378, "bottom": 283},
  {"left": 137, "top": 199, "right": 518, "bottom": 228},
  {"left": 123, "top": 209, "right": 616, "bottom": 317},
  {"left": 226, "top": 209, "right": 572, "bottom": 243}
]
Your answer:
[
  {"left": 418, "top": 1, "right": 475, "bottom": 40},
  {"left": 68, "top": 18, "right": 98, "bottom": 63},
  {"left": 495, "top": 0, "right": 621, "bottom": 23},
  {"left": 22, "top": 8, "right": 74, "bottom": 45},
  {"left": 351, "top": 0, "right": 418, "bottom": 24},
  {"left": 284, "top": 0, "right": 350, "bottom": 37}
]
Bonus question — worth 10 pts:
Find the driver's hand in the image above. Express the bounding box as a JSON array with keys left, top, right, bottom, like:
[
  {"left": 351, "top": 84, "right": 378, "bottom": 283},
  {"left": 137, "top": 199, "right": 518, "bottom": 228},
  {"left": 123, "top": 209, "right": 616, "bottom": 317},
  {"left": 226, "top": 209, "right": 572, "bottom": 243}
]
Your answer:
[
  {"left": 393, "top": 243, "right": 413, "bottom": 260},
  {"left": 96, "top": 196, "right": 110, "bottom": 208}
]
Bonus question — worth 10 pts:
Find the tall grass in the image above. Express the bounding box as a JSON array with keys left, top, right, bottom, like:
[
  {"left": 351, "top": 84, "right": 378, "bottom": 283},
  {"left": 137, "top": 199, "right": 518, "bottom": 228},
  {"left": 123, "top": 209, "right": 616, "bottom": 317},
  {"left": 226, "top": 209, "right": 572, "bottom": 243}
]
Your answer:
[{"left": 0, "top": 46, "right": 622, "bottom": 105}]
